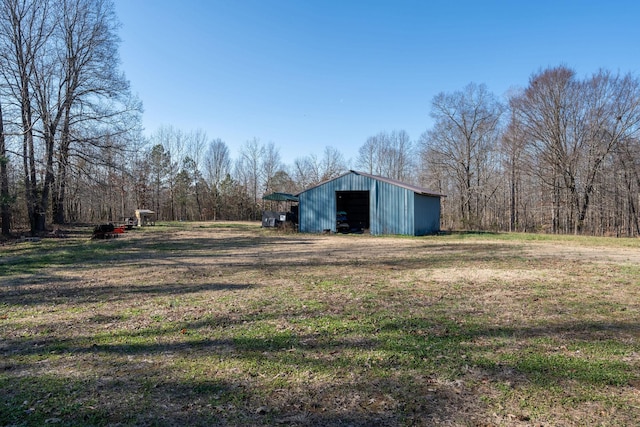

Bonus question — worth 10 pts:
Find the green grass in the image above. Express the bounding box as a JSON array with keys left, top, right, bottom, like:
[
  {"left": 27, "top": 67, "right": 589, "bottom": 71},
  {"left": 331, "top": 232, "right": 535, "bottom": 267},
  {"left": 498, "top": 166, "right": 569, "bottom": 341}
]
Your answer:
[
  {"left": 444, "top": 229, "right": 640, "bottom": 247},
  {"left": 1, "top": 222, "right": 639, "bottom": 426}
]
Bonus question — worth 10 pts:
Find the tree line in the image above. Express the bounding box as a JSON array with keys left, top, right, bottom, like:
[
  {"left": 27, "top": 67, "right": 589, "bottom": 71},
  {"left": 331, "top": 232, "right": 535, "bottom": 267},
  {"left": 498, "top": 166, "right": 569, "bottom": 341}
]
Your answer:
[
  {"left": 420, "top": 71, "right": 640, "bottom": 236},
  {"left": 1, "top": 0, "right": 640, "bottom": 237}
]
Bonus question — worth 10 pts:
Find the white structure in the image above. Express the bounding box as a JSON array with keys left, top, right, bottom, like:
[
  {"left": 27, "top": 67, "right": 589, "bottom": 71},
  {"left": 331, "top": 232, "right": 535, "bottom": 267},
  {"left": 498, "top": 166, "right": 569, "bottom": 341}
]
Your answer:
[{"left": 135, "top": 209, "right": 155, "bottom": 227}]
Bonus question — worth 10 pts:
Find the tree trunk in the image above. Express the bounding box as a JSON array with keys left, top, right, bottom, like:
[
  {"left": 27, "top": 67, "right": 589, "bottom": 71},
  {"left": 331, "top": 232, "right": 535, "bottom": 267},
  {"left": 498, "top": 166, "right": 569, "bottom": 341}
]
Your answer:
[
  {"left": 0, "top": 102, "right": 10, "bottom": 236},
  {"left": 34, "top": 120, "right": 57, "bottom": 233},
  {"left": 53, "top": 108, "right": 72, "bottom": 224},
  {"left": 22, "top": 96, "right": 39, "bottom": 234}
]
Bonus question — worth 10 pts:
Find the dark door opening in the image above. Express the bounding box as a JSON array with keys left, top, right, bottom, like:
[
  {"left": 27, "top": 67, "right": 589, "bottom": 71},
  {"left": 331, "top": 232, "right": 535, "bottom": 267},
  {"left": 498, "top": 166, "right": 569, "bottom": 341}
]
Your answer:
[{"left": 336, "top": 191, "right": 370, "bottom": 233}]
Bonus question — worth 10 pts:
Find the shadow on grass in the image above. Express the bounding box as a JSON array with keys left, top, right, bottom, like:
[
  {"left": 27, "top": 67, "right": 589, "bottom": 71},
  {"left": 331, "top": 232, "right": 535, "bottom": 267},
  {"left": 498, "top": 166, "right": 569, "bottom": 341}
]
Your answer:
[
  {"left": 5, "top": 310, "right": 638, "bottom": 382},
  {"left": 1, "top": 231, "right": 521, "bottom": 278},
  {"left": 0, "top": 233, "right": 310, "bottom": 275},
  {"left": 2, "top": 306, "right": 638, "bottom": 426},
  {"left": 0, "top": 368, "right": 462, "bottom": 426},
  {"left": 1, "top": 278, "right": 254, "bottom": 306}
]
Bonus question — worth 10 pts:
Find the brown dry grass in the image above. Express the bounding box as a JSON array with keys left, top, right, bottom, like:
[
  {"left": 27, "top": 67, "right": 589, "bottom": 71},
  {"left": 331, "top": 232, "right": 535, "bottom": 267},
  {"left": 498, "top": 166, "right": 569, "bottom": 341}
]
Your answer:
[{"left": 1, "top": 222, "right": 639, "bottom": 426}]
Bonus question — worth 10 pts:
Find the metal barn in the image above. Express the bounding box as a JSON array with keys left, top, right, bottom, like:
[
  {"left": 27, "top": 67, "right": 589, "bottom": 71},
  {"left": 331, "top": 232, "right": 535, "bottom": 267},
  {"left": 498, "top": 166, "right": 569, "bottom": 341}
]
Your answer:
[{"left": 297, "top": 170, "right": 445, "bottom": 236}]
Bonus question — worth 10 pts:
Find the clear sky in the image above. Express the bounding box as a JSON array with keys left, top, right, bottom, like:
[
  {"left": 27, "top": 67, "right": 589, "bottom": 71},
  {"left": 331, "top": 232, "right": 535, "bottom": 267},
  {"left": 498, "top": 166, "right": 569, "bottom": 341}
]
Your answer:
[{"left": 113, "top": 0, "right": 640, "bottom": 165}]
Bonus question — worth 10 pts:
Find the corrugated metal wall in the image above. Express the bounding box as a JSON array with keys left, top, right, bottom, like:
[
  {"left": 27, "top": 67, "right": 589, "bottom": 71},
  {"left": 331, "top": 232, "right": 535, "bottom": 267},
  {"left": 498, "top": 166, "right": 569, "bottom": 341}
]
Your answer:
[
  {"left": 299, "top": 171, "right": 441, "bottom": 235},
  {"left": 414, "top": 193, "right": 441, "bottom": 235},
  {"left": 372, "top": 179, "right": 413, "bottom": 235}
]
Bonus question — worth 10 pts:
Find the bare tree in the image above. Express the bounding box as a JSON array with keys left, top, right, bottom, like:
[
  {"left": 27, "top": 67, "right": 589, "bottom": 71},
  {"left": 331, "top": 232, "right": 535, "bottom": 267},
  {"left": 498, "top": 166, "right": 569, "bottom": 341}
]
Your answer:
[
  {"left": 385, "top": 130, "right": 414, "bottom": 181},
  {"left": 0, "top": 0, "right": 51, "bottom": 233},
  {"left": 320, "top": 146, "right": 347, "bottom": 181},
  {"left": 616, "top": 136, "right": 640, "bottom": 235},
  {"left": 501, "top": 107, "right": 529, "bottom": 232},
  {"left": 236, "top": 137, "right": 264, "bottom": 219},
  {"left": 186, "top": 129, "right": 207, "bottom": 172},
  {"left": 511, "top": 67, "right": 640, "bottom": 234},
  {"left": 184, "top": 130, "right": 207, "bottom": 220},
  {"left": 292, "top": 155, "right": 319, "bottom": 190},
  {"left": 203, "top": 138, "right": 230, "bottom": 220},
  {"left": 150, "top": 125, "right": 186, "bottom": 220},
  {"left": 574, "top": 70, "right": 640, "bottom": 233},
  {"left": 174, "top": 156, "right": 201, "bottom": 220},
  {"left": 0, "top": 0, "right": 137, "bottom": 230},
  {"left": 130, "top": 149, "right": 151, "bottom": 211},
  {"left": 419, "top": 83, "right": 504, "bottom": 229},
  {"left": 50, "top": 0, "right": 133, "bottom": 225},
  {"left": 356, "top": 135, "right": 381, "bottom": 175},
  {"left": 356, "top": 131, "right": 414, "bottom": 181},
  {"left": 262, "top": 141, "right": 281, "bottom": 196},
  {"left": 0, "top": 98, "right": 10, "bottom": 235},
  {"left": 204, "top": 138, "right": 230, "bottom": 188},
  {"left": 148, "top": 143, "right": 169, "bottom": 218},
  {"left": 292, "top": 146, "right": 347, "bottom": 191}
]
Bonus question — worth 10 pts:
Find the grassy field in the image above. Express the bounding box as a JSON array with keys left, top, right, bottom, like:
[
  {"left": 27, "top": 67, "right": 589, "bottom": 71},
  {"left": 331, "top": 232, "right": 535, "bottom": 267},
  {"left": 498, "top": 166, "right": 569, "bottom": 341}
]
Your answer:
[{"left": 1, "top": 222, "right": 639, "bottom": 426}]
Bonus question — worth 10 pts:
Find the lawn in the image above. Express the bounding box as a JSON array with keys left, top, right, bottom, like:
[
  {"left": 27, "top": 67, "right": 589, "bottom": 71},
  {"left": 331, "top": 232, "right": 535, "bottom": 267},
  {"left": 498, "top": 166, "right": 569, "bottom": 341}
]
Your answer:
[{"left": 1, "top": 222, "right": 639, "bottom": 426}]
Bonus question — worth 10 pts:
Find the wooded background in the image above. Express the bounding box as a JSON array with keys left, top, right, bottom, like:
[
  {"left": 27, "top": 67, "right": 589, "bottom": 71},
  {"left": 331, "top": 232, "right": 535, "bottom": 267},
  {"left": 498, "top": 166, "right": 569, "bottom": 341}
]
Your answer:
[{"left": 2, "top": 0, "right": 640, "bottom": 237}]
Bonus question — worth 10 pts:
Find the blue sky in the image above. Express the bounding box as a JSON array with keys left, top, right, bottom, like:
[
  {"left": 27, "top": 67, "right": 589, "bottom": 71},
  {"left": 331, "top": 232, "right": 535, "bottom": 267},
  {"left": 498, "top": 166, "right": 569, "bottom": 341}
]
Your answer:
[{"left": 113, "top": 0, "right": 640, "bottom": 165}]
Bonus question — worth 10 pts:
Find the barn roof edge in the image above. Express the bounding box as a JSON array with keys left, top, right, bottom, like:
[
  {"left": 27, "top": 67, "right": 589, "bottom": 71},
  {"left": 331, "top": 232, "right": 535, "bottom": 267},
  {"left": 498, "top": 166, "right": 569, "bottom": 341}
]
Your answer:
[{"left": 295, "top": 170, "right": 446, "bottom": 198}]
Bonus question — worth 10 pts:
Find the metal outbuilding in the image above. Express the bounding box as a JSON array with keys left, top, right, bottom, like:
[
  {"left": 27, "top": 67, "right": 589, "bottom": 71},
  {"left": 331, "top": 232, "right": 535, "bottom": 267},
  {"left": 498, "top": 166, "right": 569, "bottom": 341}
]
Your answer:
[{"left": 297, "top": 170, "right": 445, "bottom": 236}]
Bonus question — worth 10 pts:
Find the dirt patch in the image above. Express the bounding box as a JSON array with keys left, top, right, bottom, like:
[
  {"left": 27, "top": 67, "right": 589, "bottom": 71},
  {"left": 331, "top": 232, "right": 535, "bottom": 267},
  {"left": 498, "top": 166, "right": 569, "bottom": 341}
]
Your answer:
[{"left": 522, "top": 241, "right": 640, "bottom": 264}]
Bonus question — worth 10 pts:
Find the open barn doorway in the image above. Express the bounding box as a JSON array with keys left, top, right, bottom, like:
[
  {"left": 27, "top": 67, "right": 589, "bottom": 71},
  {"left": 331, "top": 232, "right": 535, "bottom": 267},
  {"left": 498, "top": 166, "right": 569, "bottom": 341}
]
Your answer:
[{"left": 336, "top": 191, "right": 370, "bottom": 233}]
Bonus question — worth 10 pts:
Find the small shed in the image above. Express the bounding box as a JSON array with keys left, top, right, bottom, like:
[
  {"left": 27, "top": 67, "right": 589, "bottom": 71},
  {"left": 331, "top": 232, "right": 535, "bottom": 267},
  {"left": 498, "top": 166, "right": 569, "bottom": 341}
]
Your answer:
[
  {"left": 297, "top": 170, "right": 445, "bottom": 236},
  {"left": 135, "top": 209, "right": 156, "bottom": 227}
]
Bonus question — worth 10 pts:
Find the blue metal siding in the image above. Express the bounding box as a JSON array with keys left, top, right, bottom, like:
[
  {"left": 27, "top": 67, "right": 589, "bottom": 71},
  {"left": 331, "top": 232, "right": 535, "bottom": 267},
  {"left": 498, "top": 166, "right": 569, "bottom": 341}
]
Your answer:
[
  {"left": 299, "top": 171, "right": 441, "bottom": 235},
  {"left": 373, "top": 180, "right": 414, "bottom": 235},
  {"left": 414, "top": 194, "right": 441, "bottom": 235}
]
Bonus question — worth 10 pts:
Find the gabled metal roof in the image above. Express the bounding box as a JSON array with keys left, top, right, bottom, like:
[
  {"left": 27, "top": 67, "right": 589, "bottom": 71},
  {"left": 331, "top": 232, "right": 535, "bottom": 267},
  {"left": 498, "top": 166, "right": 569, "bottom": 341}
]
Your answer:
[
  {"left": 296, "top": 170, "right": 446, "bottom": 198},
  {"left": 262, "top": 192, "right": 299, "bottom": 202}
]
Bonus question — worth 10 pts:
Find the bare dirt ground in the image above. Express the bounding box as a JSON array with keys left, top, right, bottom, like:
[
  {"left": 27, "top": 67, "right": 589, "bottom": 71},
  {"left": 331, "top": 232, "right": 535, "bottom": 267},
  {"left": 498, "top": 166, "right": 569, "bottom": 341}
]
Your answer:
[{"left": 1, "top": 222, "right": 639, "bottom": 426}]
